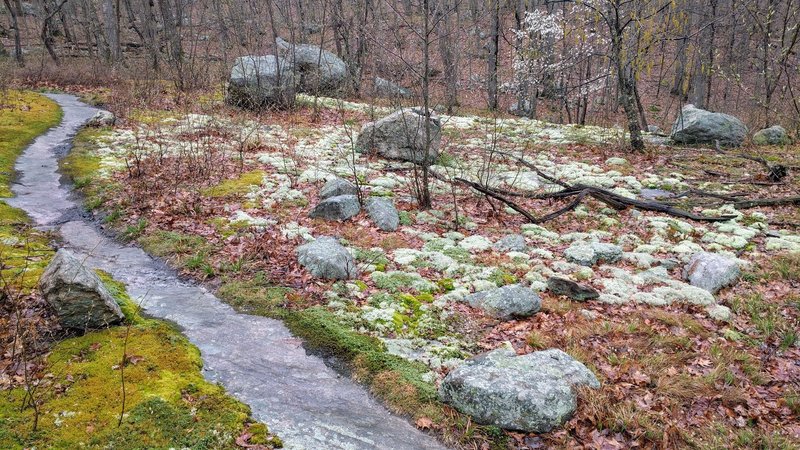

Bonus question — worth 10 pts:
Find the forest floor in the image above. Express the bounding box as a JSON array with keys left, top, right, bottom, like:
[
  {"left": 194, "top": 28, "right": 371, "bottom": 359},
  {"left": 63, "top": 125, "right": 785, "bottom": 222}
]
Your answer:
[
  {"left": 0, "top": 91, "right": 280, "bottom": 449},
  {"left": 53, "top": 86, "right": 800, "bottom": 449}
]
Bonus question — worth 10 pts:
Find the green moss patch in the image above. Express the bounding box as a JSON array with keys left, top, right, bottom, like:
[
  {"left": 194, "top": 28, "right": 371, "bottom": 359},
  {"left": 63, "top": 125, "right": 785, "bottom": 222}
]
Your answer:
[
  {"left": 202, "top": 170, "right": 265, "bottom": 198},
  {"left": 0, "top": 274, "right": 279, "bottom": 449}
]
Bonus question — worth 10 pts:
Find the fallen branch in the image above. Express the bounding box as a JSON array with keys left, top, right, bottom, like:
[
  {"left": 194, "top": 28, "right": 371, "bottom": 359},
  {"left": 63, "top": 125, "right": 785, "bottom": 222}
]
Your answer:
[{"left": 733, "top": 197, "right": 800, "bottom": 209}]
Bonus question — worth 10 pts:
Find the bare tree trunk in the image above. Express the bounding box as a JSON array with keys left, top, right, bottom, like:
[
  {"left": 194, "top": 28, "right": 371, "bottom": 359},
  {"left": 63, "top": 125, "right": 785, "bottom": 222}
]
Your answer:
[
  {"left": 487, "top": 0, "right": 499, "bottom": 110},
  {"left": 102, "top": 0, "right": 121, "bottom": 62},
  {"left": 434, "top": 0, "right": 458, "bottom": 113},
  {"left": 3, "top": 0, "right": 24, "bottom": 64}
]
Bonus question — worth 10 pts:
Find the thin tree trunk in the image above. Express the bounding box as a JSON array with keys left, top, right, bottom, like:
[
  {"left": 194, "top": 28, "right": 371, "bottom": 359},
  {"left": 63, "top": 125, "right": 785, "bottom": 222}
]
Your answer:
[
  {"left": 487, "top": 0, "right": 499, "bottom": 110},
  {"left": 3, "top": 0, "right": 24, "bottom": 64}
]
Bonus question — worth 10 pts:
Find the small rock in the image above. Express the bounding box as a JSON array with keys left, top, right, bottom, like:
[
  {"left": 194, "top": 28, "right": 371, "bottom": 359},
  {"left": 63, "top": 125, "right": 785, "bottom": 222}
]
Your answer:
[
  {"left": 464, "top": 284, "right": 541, "bottom": 319},
  {"left": 647, "top": 125, "right": 662, "bottom": 134},
  {"left": 605, "top": 157, "right": 627, "bottom": 166},
  {"left": 547, "top": 277, "right": 599, "bottom": 302},
  {"left": 365, "top": 197, "right": 399, "bottom": 231},
  {"left": 86, "top": 110, "right": 116, "bottom": 127},
  {"left": 752, "top": 125, "right": 791, "bottom": 146},
  {"left": 309, "top": 194, "right": 360, "bottom": 221},
  {"left": 493, "top": 234, "right": 527, "bottom": 252},
  {"left": 683, "top": 252, "right": 740, "bottom": 294},
  {"left": 580, "top": 309, "right": 599, "bottom": 320},
  {"left": 39, "top": 249, "right": 125, "bottom": 330},
  {"left": 438, "top": 346, "right": 600, "bottom": 433},
  {"left": 296, "top": 236, "right": 357, "bottom": 279},
  {"left": 320, "top": 177, "right": 358, "bottom": 200}
]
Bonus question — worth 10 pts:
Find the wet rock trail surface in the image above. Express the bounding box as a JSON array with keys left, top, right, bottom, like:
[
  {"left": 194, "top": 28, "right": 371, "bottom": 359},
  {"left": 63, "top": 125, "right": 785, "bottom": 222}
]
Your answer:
[{"left": 9, "top": 94, "right": 447, "bottom": 450}]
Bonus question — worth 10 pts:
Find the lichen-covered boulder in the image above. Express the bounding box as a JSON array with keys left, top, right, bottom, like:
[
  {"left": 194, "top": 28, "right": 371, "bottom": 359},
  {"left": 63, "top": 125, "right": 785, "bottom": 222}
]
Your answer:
[
  {"left": 296, "top": 236, "right": 357, "bottom": 279},
  {"left": 309, "top": 194, "right": 360, "bottom": 221},
  {"left": 493, "top": 234, "right": 527, "bottom": 252},
  {"left": 374, "top": 77, "right": 411, "bottom": 98},
  {"left": 320, "top": 177, "right": 358, "bottom": 200},
  {"left": 753, "top": 125, "right": 791, "bottom": 146},
  {"left": 439, "top": 346, "right": 600, "bottom": 433},
  {"left": 670, "top": 104, "right": 747, "bottom": 147},
  {"left": 365, "top": 197, "right": 399, "bottom": 231},
  {"left": 226, "top": 55, "right": 296, "bottom": 109},
  {"left": 683, "top": 252, "right": 740, "bottom": 294},
  {"left": 39, "top": 249, "right": 124, "bottom": 330},
  {"left": 276, "top": 37, "right": 348, "bottom": 96},
  {"left": 464, "top": 284, "right": 541, "bottom": 320},
  {"left": 355, "top": 108, "right": 441, "bottom": 165},
  {"left": 86, "top": 110, "right": 116, "bottom": 127},
  {"left": 547, "top": 277, "right": 599, "bottom": 302}
]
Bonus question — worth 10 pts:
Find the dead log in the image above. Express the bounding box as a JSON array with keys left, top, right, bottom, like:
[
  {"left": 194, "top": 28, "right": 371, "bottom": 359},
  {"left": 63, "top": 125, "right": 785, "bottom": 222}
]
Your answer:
[{"left": 733, "top": 197, "right": 800, "bottom": 209}]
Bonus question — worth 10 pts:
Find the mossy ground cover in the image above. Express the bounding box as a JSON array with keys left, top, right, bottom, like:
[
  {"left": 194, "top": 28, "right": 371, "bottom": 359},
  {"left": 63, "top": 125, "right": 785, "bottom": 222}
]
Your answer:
[{"left": 1, "top": 91, "right": 278, "bottom": 449}]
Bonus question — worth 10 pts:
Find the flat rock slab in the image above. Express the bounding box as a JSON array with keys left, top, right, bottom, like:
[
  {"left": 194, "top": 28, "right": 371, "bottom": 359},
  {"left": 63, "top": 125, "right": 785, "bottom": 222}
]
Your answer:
[
  {"left": 564, "top": 242, "right": 623, "bottom": 266},
  {"left": 297, "top": 236, "right": 358, "bottom": 280},
  {"left": 39, "top": 248, "right": 125, "bottom": 330},
  {"left": 11, "top": 94, "right": 445, "bottom": 450},
  {"left": 684, "top": 252, "right": 741, "bottom": 294},
  {"left": 439, "top": 347, "right": 600, "bottom": 433},
  {"left": 547, "top": 277, "right": 599, "bottom": 302},
  {"left": 464, "top": 284, "right": 541, "bottom": 319},
  {"left": 493, "top": 234, "right": 527, "bottom": 252}
]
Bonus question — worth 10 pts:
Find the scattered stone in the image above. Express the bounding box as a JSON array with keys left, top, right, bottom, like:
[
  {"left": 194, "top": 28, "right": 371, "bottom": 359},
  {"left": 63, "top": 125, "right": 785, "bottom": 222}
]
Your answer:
[
  {"left": 309, "top": 194, "right": 360, "bottom": 221},
  {"left": 227, "top": 55, "right": 295, "bottom": 109},
  {"left": 647, "top": 125, "right": 662, "bottom": 134},
  {"left": 493, "top": 234, "right": 527, "bottom": 252},
  {"left": 374, "top": 77, "right": 412, "bottom": 98},
  {"left": 464, "top": 284, "right": 541, "bottom": 319},
  {"left": 39, "top": 249, "right": 125, "bottom": 330},
  {"left": 547, "top": 277, "right": 599, "bottom": 302},
  {"left": 683, "top": 252, "right": 741, "bottom": 294},
  {"left": 706, "top": 304, "right": 733, "bottom": 322},
  {"left": 366, "top": 197, "right": 399, "bottom": 231},
  {"left": 296, "top": 236, "right": 357, "bottom": 279},
  {"left": 320, "top": 177, "right": 358, "bottom": 200},
  {"left": 670, "top": 104, "right": 747, "bottom": 147},
  {"left": 439, "top": 346, "right": 600, "bottom": 433},
  {"left": 276, "top": 37, "right": 348, "bottom": 96},
  {"left": 752, "top": 125, "right": 791, "bottom": 146},
  {"left": 565, "top": 242, "right": 622, "bottom": 266},
  {"left": 86, "top": 110, "right": 116, "bottom": 127},
  {"left": 355, "top": 108, "right": 442, "bottom": 165},
  {"left": 580, "top": 309, "right": 599, "bottom": 320}
]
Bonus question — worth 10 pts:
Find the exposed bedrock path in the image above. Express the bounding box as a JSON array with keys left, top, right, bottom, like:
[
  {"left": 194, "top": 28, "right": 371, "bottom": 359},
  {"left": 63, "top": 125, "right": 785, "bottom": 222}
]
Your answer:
[{"left": 9, "top": 94, "right": 447, "bottom": 450}]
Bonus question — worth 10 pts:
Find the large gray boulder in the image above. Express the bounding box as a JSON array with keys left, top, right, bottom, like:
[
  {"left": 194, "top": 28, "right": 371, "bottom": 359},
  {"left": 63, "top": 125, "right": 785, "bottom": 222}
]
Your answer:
[
  {"left": 464, "top": 284, "right": 541, "bottom": 320},
  {"left": 683, "top": 252, "right": 740, "bottom": 294},
  {"left": 439, "top": 346, "right": 600, "bottom": 433},
  {"left": 374, "top": 77, "right": 412, "bottom": 99},
  {"left": 39, "top": 249, "right": 125, "bottom": 330},
  {"left": 355, "top": 108, "right": 442, "bottom": 165},
  {"left": 296, "top": 236, "right": 357, "bottom": 280},
  {"left": 365, "top": 197, "right": 399, "bottom": 231},
  {"left": 753, "top": 125, "right": 791, "bottom": 146},
  {"left": 227, "top": 55, "right": 296, "bottom": 109},
  {"left": 276, "top": 37, "right": 348, "bottom": 96},
  {"left": 309, "top": 194, "right": 360, "bottom": 221},
  {"left": 320, "top": 177, "right": 358, "bottom": 200},
  {"left": 670, "top": 104, "right": 748, "bottom": 147}
]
